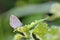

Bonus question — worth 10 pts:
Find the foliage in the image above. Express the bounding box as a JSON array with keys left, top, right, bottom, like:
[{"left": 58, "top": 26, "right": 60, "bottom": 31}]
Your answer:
[
  {"left": 15, "top": 0, "right": 49, "bottom": 7},
  {"left": 13, "top": 18, "right": 60, "bottom": 40}
]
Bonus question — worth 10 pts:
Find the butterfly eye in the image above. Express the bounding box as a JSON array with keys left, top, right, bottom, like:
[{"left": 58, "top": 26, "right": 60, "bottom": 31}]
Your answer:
[{"left": 10, "top": 15, "right": 23, "bottom": 29}]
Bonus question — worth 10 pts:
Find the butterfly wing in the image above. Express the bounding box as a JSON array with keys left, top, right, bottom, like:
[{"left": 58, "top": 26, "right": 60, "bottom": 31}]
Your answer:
[{"left": 10, "top": 15, "right": 23, "bottom": 29}]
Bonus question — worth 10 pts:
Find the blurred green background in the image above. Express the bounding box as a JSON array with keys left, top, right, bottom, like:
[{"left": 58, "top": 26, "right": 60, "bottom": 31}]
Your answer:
[{"left": 0, "top": 0, "right": 60, "bottom": 40}]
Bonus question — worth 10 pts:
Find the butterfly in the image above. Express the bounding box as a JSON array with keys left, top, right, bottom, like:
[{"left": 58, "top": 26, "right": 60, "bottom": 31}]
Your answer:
[{"left": 10, "top": 15, "right": 23, "bottom": 29}]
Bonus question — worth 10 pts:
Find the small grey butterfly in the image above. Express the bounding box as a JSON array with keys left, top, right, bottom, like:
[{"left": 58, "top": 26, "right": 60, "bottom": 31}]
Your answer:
[{"left": 10, "top": 15, "right": 23, "bottom": 29}]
